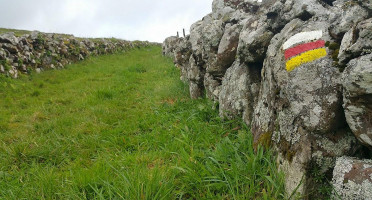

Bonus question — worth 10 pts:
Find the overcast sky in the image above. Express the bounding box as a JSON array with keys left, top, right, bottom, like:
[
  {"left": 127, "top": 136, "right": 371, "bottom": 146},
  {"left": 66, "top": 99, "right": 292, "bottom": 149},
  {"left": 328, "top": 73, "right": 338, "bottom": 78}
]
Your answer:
[{"left": 0, "top": 0, "right": 212, "bottom": 42}]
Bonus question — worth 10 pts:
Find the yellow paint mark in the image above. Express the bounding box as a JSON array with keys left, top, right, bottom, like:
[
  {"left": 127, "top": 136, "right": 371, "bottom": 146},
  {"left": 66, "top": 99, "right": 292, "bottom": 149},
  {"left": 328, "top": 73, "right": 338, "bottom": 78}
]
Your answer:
[{"left": 286, "top": 48, "right": 327, "bottom": 71}]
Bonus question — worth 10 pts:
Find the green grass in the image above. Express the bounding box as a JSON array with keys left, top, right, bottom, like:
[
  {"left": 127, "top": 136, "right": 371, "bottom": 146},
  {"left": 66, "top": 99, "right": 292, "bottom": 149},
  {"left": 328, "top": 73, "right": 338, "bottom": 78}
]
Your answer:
[{"left": 0, "top": 46, "right": 285, "bottom": 199}]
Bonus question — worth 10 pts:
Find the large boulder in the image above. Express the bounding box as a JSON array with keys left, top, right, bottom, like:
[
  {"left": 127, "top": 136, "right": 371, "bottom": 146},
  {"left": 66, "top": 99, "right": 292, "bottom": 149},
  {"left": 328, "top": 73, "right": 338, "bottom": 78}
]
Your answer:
[
  {"left": 343, "top": 53, "right": 372, "bottom": 148},
  {"left": 251, "top": 18, "right": 358, "bottom": 196},
  {"left": 332, "top": 156, "right": 372, "bottom": 200}
]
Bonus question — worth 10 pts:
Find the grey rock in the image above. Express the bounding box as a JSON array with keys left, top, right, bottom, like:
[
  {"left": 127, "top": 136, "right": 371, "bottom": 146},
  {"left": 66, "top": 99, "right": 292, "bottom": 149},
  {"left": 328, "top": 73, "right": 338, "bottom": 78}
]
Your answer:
[
  {"left": 189, "top": 20, "right": 204, "bottom": 62},
  {"left": 252, "top": 18, "right": 355, "bottom": 196},
  {"left": 200, "top": 19, "right": 226, "bottom": 94},
  {"left": 237, "top": 18, "right": 274, "bottom": 63},
  {"left": 330, "top": 2, "right": 369, "bottom": 39},
  {"left": 205, "top": 53, "right": 220, "bottom": 75},
  {"left": 187, "top": 55, "right": 204, "bottom": 82},
  {"left": 332, "top": 156, "right": 372, "bottom": 200},
  {"left": 2, "top": 43, "right": 18, "bottom": 54},
  {"left": 338, "top": 18, "right": 372, "bottom": 64},
  {"left": 0, "top": 48, "right": 6, "bottom": 59},
  {"left": 358, "top": 0, "right": 372, "bottom": 11},
  {"left": 173, "top": 37, "right": 192, "bottom": 82},
  {"left": 8, "top": 66, "right": 18, "bottom": 78},
  {"left": 189, "top": 81, "right": 204, "bottom": 99},
  {"left": 343, "top": 53, "right": 372, "bottom": 148},
  {"left": 219, "top": 61, "right": 249, "bottom": 119},
  {"left": 216, "top": 24, "right": 242, "bottom": 72},
  {"left": 212, "top": 0, "right": 235, "bottom": 20},
  {"left": 201, "top": 19, "right": 225, "bottom": 60},
  {"left": 219, "top": 60, "right": 261, "bottom": 124},
  {"left": 264, "top": 0, "right": 328, "bottom": 32},
  {"left": 162, "top": 36, "right": 180, "bottom": 59},
  {"left": 0, "top": 32, "right": 19, "bottom": 45},
  {"left": 204, "top": 73, "right": 221, "bottom": 101},
  {"left": 187, "top": 55, "right": 205, "bottom": 99}
]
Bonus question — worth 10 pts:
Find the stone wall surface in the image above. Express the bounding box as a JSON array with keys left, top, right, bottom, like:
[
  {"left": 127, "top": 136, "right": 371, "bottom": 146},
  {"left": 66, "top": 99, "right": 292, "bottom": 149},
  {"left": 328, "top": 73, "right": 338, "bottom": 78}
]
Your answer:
[
  {"left": 163, "top": 0, "right": 372, "bottom": 198},
  {"left": 332, "top": 156, "right": 372, "bottom": 200},
  {"left": 0, "top": 31, "right": 154, "bottom": 78}
]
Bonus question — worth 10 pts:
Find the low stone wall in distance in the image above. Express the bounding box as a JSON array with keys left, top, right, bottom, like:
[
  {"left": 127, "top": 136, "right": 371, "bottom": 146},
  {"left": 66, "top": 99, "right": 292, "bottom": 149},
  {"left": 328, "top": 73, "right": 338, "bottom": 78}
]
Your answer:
[{"left": 0, "top": 31, "right": 156, "bottom": 78}]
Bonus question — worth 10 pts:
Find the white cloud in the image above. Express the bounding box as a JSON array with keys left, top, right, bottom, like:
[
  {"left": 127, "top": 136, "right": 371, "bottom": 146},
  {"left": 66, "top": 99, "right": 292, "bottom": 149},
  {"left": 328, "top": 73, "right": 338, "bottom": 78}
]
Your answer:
[{"left": 0, "top": 0, "right": 212, "bottom": 42}]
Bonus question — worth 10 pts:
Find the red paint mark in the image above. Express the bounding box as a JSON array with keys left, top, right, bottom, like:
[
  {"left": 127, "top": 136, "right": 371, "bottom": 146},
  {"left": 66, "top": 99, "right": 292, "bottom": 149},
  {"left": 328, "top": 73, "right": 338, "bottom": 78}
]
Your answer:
[{"left": 285, "top": 40, "right": 325, "bottom": 60}]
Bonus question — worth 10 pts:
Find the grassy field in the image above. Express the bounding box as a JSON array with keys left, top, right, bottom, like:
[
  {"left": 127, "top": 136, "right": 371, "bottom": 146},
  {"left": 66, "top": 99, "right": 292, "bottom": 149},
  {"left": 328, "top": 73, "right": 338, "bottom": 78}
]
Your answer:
[{"left": 0, "top": 46, "right": 285, "bottom": 199}]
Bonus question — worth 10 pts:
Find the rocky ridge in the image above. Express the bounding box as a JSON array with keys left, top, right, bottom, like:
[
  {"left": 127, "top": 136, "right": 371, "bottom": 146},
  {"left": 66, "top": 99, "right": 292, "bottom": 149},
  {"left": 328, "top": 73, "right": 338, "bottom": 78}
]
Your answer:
[
  {"left": 163, "top": 0, "right": 372, "bottom": 198},
  {"left": 0, "top": 31, "right": 154, "bottom": 78}
]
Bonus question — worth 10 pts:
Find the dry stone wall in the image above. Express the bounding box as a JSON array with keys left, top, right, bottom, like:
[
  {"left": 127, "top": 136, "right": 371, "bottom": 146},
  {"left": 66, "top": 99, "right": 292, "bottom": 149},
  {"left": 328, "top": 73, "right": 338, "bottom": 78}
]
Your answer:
[
  {"left": 0, "top": 31, "right": 154, "bottom": 78},
  {"left": 163, "top": 0, "right": 372, "bottom": 198}
]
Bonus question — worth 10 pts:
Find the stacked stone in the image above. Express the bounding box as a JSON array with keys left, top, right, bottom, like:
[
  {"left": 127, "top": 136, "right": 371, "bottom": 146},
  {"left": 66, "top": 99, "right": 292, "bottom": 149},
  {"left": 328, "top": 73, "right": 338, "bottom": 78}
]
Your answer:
[
  {"left": 162, "top": 0, "right": 372, "bottom": 198},
  {"left": 0, "top": 31, "right": 154, "bottom": 78}
]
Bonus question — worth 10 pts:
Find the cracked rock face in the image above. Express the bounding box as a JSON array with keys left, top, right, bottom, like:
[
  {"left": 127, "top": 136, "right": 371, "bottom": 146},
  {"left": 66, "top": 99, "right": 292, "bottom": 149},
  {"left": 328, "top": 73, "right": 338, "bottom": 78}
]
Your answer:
[
  {"left": 343, "top": 53, "right": 372, "bottom": 148},
  {"left": 332, "top": 157, "right": 372, "bottom": 200}
]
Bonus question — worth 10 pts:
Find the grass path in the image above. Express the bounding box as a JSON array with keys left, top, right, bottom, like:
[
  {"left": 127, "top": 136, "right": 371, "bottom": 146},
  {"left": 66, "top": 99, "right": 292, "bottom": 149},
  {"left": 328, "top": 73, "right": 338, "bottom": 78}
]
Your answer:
[{"left": 0, "top": 46, "right": 284, "bottom": 199}]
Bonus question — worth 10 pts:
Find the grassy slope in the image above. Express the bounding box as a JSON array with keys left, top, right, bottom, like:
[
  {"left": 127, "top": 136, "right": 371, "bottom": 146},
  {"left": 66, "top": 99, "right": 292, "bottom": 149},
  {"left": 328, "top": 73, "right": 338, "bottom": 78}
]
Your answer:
[{"left": 0, "top": 46, "right": 285, "bottom": 199}]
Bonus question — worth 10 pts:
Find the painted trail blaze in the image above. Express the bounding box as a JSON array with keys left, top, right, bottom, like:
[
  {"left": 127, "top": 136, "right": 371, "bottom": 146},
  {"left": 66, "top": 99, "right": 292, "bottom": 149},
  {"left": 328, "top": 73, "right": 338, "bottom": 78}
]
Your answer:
[{"left": 283, "top": 30, "right": 327, "bottom": 72}]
